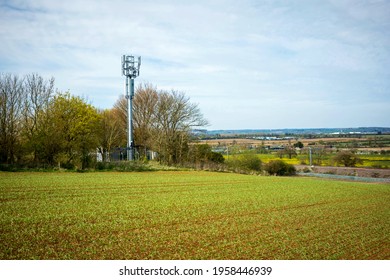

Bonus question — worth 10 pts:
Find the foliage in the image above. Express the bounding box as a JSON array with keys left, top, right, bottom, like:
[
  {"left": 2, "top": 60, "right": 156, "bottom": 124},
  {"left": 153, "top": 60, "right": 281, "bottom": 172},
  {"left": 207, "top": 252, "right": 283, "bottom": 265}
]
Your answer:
[
  {"left": 94, "top": 161, "right": 155, "bottom": 172},
  {"left": 265, "top": 160, "right": 296, "bottom": 176},
  {"left": 257, "top": 152, "right": 390, "bottom": 169},
  {"left": 0, "top": 73, "right": 102, "bottom": 169},
  {"left": 1, "top": 75, "right": 209, "bottom": 169},
  {"left": 188, "top": 144, "right": 224, "bottom": 164},
  {"left": 182, "top": 144, "right": 225, "bottom": 171},
  {"left": 276, "top": 146, "right": 297, "bottom": 159},
  {"left": 293, "top": 141, "right": 304, "bottom": 148},
  {"left": 333, "top": 150, "right": 363, "bottom": 167},
  {"left": 48, "top": 92, "right": 101, "bottom": 169},
  {"left": 209, "top": 151, "right": 225, "bottom": 163},
  {"left": 226, "top": 152, "right": 262, "bottom": 173},
  {"left": 1, "top": 171, "right": 389, "bottom": 259},
  {"left": 312, "top": 146, "right": 328, "bottom": 165}
]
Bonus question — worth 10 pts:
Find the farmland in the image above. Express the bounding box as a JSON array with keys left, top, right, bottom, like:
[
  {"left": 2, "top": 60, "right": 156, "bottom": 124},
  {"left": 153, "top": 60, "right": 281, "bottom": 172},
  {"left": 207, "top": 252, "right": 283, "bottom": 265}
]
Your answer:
[
  {"left": 255, "top": 154, "right": 390, "bottom": 169},
  {"left": 1, "top": 171, "right": 389, "bottom": 260},
  {"left": 200, "top": 134, "right": 390, "bottom": 170}
]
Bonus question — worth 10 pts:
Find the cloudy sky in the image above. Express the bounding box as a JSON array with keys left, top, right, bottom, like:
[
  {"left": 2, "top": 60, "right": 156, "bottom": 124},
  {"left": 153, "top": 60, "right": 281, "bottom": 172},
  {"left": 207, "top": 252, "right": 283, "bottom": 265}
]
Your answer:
[{"left": 1, "top": 0, "right": 389, "bottom": 130}]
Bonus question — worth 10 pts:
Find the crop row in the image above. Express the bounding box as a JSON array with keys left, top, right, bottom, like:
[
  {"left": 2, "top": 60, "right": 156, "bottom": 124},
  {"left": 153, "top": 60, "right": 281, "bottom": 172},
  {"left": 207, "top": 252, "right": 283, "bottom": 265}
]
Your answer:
[{"left": 1, "top": 171, "right": 389, "bottom": 259}]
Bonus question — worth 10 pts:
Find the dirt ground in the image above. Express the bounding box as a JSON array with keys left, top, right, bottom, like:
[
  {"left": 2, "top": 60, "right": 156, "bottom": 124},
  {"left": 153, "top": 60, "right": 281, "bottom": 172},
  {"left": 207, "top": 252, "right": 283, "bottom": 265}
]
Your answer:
[{"left": 295, "top": 165, "right": 390, "bottom": 179}]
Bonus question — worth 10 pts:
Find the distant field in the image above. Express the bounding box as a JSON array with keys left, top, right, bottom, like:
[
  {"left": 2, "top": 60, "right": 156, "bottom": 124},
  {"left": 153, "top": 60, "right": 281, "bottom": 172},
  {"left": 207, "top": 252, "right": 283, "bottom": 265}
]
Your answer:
[
  {"left": 1, "top": 171, "right": 389, "bottom": 259},
  {"left": 203, "top": 137, "right": 366, "bottom": 144},
  {"left": 254, "top": 154, "right": 390, "bottom": 169},
  {"left": 201, "top": 137, "right": 390, "bottom": 152},
  {"left": 203, "top": 136, "right": 390, "bottom": 168},
  {"left": 201, "top": 136, "right": 390, "bottom": 147}
]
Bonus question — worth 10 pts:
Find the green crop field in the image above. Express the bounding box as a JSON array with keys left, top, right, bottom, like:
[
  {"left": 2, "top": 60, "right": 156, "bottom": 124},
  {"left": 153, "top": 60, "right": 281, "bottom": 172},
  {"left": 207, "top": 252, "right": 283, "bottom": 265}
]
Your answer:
[{"left": 1, "top": 171, "right": 389, "bottom": 260}]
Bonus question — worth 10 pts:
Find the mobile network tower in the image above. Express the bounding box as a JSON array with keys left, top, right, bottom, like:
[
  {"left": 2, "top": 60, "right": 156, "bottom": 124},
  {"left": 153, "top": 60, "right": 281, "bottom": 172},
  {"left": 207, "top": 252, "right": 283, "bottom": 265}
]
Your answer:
[{"left": 121, "top": 54, "right": 141, "bottom": 161}]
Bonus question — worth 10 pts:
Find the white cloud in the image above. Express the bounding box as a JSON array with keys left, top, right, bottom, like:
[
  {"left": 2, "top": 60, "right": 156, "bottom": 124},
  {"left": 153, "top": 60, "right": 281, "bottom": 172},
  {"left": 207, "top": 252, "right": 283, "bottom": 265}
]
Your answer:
[{"left": 0, "top": 0, "right": 389, "bottom": 129}]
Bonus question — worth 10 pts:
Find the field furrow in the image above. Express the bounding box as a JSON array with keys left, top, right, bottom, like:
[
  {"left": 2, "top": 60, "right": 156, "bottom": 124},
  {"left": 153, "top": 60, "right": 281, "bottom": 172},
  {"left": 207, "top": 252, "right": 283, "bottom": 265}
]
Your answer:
[{"left": 1, "top": 171, "right": 389, "bottom": 259}]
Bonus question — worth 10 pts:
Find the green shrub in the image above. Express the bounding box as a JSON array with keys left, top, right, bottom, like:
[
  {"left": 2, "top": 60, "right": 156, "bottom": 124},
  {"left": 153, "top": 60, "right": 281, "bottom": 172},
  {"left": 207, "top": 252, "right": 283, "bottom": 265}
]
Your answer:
[
  {"left": 226, "top": 153, "right": 262, "bottom": 173},
  {"left": 106, "top": 161, "right": 154, "bottom": 172},
  {"left": 333, "top": 151, "right": 363, "bottom": 167},
  {"left": 209, "top": 151, "right": 225, "bottom": 163},
  {"left": 265, "top": 160, "right": 296, "bottom": 176},
  {"left": 95, "top": 162, "right": 115, "bottom": 170}
]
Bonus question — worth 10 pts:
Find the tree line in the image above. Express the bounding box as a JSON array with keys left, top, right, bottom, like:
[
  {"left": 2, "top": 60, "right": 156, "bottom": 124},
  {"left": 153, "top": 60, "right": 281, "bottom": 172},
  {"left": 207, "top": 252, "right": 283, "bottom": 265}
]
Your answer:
[{"left": 0, "top": 73, "right": 211, "bottom": 169}]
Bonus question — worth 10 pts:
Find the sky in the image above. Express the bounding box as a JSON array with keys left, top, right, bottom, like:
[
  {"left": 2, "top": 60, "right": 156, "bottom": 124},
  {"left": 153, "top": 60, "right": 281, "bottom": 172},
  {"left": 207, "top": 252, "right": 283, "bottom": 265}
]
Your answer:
[{"left": 0, "top": 0, "right": 389, "bottom": 130}]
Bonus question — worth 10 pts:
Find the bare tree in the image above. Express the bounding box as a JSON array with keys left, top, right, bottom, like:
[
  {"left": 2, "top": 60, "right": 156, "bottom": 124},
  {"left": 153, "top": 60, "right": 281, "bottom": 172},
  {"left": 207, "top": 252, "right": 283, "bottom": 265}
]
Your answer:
[
  {"left": 112, "top": 94, "right": 127, "bottom": 145},
  {"left": 0, "top": 73, "right": 24, "bottom": 163},
  {"left": 152, "top": 90, "right": 208, "bottom": 164},
  {"left": 113, "top": 84, "right": 208, "bottom": 164},
  {"left": 22, "top": 73, "right": 55, "bottom": 163},
  {"left": 97, "top": 109, "right": 122, "bottom": 161},
  {"left": 133, "top": 83, "right": 158, "bottom": 159}
]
